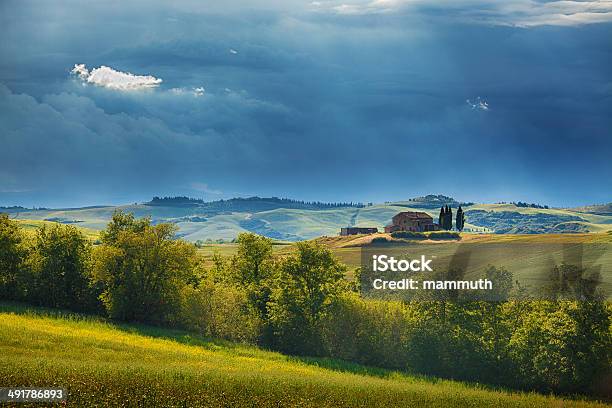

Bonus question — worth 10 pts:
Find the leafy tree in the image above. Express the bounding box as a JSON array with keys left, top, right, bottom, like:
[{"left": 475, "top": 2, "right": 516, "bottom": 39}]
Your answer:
[
  {"left": 231, "top": 233, "right": 274, "bottom": 285},
  {"left": 267, "top": 241, "right": 347, "bottom": 354},
  {"left": 0, "top": 214, "right": 27, "bottom": 300},
  {"left": 92, "top": 211, "right": 196, "bottom": 323},
  {"left": 27, "top": 224, "right": 99, "bottom": 311},
  {"left": 225, "top": 233, "right": 276, "bottom": 321}
]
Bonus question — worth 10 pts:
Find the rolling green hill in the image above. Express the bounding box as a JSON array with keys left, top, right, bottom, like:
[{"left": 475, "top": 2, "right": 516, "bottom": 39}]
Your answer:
[
  {"left": 1, "top": 303, "right": 608, "bottom": 408},
  {"left": 2, "top": 196, "right": 611, "bottom": 242}
]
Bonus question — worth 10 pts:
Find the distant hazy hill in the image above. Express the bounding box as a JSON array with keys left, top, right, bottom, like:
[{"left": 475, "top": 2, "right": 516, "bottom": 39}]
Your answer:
[
  {"left": 465, "top": 210, "right": 588, "bottom": 234},
  {"left": 145, "top": 196, "right": 366, "bottom": 213},
  {"left": 571, "top": 203, "right": 612, "bottom": 216},
  {"left": 3, "top": 196, "right": 611, "bottom": 242}
]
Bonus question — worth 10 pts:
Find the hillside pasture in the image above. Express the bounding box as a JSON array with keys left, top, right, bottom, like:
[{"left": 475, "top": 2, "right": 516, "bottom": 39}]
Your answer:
[{"left": 0, "top": 303, "right": 608, "bottom": 408}]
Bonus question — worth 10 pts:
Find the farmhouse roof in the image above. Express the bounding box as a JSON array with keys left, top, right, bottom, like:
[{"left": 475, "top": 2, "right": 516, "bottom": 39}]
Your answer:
[{"left": 393, "top": 211, "right": 432, "bottom": 219}]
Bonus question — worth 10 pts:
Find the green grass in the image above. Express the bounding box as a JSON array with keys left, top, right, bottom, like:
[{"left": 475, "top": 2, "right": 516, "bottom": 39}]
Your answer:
[
  {"left": 13, "top": 219, "right": 100, "bottom": 240},
  {"left": 196, "top": 242, "right": 295, "bottom": 268},
  {"left": 0, "top": 302, "right": 609, "bottom": 407}
]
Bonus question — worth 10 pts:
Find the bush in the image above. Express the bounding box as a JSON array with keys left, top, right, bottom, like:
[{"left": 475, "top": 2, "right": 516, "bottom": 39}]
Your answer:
[
  {"left": 390, "top": 231, "right": 426, "bottom": 240},
  {"left": 427, "top": 231, "right": 460, "bottom": 240},
  {"left": 370, "top": 237, "right": 389, "bottom": 244},
  {"left": 320, "top": 293, "right": 413, "bottom": 369},
  {"left": 180, "top": 282, "right": 262, "bottom": 343}
]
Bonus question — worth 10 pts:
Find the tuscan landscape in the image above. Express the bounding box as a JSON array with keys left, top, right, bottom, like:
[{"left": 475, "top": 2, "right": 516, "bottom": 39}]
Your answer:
[
  {"left": 2, "top": 193, "right": 611, "bottom": 406},
  {"left": 1, "top": 0, "right": 611, "bottom": 406}
]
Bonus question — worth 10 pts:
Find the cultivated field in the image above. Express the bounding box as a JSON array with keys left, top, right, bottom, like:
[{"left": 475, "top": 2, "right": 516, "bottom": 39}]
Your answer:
[{"left": 1, "top": 303, "right": 609, "bottom": 408}]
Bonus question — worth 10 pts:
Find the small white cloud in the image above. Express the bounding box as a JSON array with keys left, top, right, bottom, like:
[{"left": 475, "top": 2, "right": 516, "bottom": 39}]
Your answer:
[
  {"left": 229, "top": 48, "right": 238, "bottom": 54},
  {"left": 169, "top": 86, "right": 206, "bottom": 97},
  {"left": 466, "top": 97, "right": 489, "bottom": 111},
  {"left": 333, "top": 4, "right": 366, "bottom": 14},
  {"left": 190, "top": 182, "right": 222, "bottom": 195},
  {"left": 71, "top": 64, "right": 162, "bottom": 91}
]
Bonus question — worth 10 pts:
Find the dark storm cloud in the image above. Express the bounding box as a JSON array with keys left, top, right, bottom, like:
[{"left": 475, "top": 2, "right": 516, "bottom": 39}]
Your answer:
[{"left": 0, "top": 0, "right": 611, "bottom": 207}]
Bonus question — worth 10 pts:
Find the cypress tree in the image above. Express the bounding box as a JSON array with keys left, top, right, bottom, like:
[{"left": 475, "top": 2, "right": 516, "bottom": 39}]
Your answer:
[
  {"left": 438, "top": 206, "right": 444, "bottom": 228},
  {"left": 447, "top": 206, "right": 453, "bottom": 230},
  {"left": 441, "top": 205, "right": 447, "bottom": 230},
  {"left": 456, "top": 206, "right": 465, "bottom": 231},
  {"left": 443, "top": 206, "right": 448, "bottom": 230}
]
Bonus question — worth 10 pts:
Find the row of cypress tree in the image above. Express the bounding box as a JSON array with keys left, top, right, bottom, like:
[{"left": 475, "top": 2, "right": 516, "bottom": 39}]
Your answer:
[{"left": 438, "top": 205, "right": 465, "bottom": 231}]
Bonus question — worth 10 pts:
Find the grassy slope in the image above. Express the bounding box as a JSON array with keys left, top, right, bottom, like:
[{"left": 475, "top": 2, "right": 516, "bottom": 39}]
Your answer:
[
  {"left": 13, "top": 219, "right": 100, "bottom": 240},
  {"left": 8, "top": 202, "right": 611, "bottom": 242},
  {"left": 0, "top": 303, "right": 608, "bottom": 408}
]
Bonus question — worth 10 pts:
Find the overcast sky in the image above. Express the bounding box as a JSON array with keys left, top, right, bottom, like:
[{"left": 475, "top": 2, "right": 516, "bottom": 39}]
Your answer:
[{"left": 1, "top": 0, "right": 611, "bottom": 208}]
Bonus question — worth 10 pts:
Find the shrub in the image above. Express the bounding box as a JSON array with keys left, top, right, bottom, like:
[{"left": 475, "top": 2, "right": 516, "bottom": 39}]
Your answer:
[
  {"left": 390, "top": 231, "right": 426, "bottom": 240},
  {"left": 320, "top": 293, "right": 413, "bottom": 369},
  {"left": 427, "top": 231, "right": 460, "bottom": 240},
  {"left": 180, "top": 282, "right": 262, "bottom": 343},
  {"left": 370, "top": 237, "right": 389, "bottom": 244}
]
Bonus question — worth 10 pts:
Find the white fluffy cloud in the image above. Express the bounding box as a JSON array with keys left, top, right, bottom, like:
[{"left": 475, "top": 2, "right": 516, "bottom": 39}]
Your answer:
[
  {"left": 466, "top": 97, "right": 489, "bottom": 111},
  {"left": 327, "top": 0, "right": 612, "bottom": 27},
  {"left": 71, "top": 64, "right": 162, "bottom": 90},
  {"left": 169, "top": 86, "right": 206, "bottom": 97}
]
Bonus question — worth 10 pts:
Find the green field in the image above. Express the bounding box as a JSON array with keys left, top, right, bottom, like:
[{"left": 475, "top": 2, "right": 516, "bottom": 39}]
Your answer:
[
  {"left": 1, "top": 303, "right": 609, "bottom": 408},
  {"left": 197, "top": 233, "right": 612, "bottom": 291},
  {"left": 12, "top": 219, "right": 100, "bottom": 241}
]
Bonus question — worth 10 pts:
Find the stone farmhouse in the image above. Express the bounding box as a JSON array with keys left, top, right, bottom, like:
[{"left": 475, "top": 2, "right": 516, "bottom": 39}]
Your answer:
[{"left": 384, "top": 211, "right": 440, "bottom": 233}]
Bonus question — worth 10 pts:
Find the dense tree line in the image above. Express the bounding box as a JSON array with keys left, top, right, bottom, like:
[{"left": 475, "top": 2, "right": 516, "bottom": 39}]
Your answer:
[
  {"left": 497, "top": 201, "right": 550, "bottom": 209},
  {"left": 0, "top": 212, "right": 610, "bottom": 397},
  {"left": 148, "top": 196, "right": 366, "bottom": 209}
]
